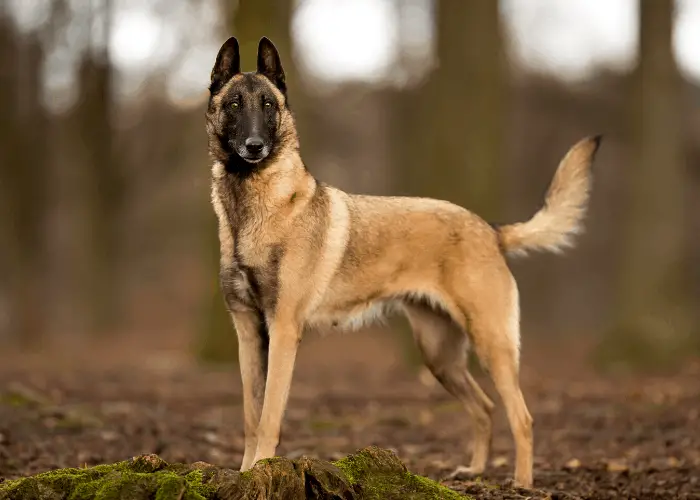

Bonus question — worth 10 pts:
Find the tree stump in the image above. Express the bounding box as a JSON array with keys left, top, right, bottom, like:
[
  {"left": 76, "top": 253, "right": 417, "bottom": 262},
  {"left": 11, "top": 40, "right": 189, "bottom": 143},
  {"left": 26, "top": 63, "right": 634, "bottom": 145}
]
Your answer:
[{"left": 0, "top": 446, "right": 467, "bottom": 499}]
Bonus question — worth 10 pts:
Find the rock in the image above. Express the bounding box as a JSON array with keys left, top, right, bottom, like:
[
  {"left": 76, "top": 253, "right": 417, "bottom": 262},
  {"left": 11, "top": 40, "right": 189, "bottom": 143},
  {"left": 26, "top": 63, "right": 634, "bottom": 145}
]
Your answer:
[{"left": 0, "top": 446, "right": 467, "bottom": 499}]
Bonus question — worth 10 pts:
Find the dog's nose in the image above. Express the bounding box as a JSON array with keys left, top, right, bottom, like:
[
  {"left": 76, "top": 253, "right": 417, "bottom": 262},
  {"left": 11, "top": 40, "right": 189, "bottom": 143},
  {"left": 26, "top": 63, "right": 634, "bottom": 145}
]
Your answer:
[{"left": 245, "top": 137, "right": 264, "bottom": 154}]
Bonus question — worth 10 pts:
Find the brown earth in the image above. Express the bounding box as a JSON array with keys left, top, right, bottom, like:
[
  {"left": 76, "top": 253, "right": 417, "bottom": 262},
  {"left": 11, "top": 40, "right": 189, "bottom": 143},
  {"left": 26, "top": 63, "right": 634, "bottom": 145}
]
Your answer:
[{"left": 0, "top": 328, "right": 699, "bottom": 499}]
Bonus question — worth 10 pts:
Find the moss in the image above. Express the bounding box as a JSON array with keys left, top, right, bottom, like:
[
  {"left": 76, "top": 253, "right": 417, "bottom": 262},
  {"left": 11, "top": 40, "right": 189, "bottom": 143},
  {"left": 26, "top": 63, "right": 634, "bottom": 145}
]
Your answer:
[
  {"left": 0, "top": 386, "right": 102, "bottom": 431},
  {"left": 0, "top": 384, "right": 52, "bottom": 408},
  {"left": 154, "top": 476, "right": 186, "bottom": 500},
  {"left": 0, "top": 447, "right": 468, "bottom": 500},
  {"left": 0, "top": 456, "right": 215, "bottom": 500},
  {"left": 332, "top": 446, "right": 465, "bottom": 500}
]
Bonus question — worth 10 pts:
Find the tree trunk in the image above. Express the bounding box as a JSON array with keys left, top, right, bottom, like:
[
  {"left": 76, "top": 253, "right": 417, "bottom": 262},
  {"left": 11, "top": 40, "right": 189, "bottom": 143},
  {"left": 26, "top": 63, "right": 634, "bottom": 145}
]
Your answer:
[
  {"left": 398, "top": 0, "right": 506, "bottom": 217},
  {"left": 600, "top": 0, "right": 690, "bottom": 371},
  {"left": 76, "top": 0, "right": 123, "bottom": 336},
  {"left": 0, "top": 16, "right": 49, "bottom": 347}
]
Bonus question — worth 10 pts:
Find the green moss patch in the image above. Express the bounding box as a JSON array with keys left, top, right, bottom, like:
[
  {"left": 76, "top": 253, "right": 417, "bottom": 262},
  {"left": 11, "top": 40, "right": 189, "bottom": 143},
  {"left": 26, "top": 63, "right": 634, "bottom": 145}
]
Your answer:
[
  {"left": 332, "top": 447, "right": 464, "bottom": 500},
  {"left": 0, "top": 447, "right": 469, "bottom": 499}
]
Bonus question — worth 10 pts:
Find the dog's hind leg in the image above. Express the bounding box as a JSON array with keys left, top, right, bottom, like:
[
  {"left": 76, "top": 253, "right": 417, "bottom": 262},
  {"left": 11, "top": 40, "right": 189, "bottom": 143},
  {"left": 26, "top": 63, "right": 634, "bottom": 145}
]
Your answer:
[
  {"left": 403, "top": 301, "right": 495, "bottom": 475},
  {"left": 464, "top": 275, "right": 534, "bottom": 489}
]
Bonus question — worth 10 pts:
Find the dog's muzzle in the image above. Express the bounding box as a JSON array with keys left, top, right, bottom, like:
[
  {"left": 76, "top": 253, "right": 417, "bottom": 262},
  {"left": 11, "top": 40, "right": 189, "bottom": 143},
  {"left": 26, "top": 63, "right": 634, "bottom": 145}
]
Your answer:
[{"left": 233, "top": 138, "right": 270, "bottom": 163}]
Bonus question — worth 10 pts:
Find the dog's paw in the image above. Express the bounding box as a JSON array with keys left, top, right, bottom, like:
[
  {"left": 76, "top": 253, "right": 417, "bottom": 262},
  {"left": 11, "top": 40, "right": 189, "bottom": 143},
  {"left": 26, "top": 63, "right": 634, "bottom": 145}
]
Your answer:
[{"left": 446, "top": 465, "right": 484, "bottom": 481}]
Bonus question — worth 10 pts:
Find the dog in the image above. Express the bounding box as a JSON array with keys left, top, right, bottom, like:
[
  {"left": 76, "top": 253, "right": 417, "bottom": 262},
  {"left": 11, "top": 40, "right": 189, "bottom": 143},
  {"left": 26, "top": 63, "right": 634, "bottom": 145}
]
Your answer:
[{"left": 205, "top": 35, "right": 601, "bottom": 489}]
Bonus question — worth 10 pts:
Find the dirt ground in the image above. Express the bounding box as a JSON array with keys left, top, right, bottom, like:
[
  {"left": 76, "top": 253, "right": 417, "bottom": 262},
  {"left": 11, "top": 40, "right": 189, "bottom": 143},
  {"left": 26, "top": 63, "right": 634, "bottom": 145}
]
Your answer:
[{"left": 1, "top": 328, "right": 699, "bottom": 500}]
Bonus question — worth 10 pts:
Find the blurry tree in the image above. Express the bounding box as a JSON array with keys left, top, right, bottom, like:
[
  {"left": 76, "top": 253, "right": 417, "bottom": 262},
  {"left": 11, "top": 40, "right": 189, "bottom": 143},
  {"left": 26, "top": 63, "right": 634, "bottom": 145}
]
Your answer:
[
  {"left": 0, "top": 11, "right": 50, "bottom": 347},
  {"left": 74, "top": 0, "right": 125, "bottom": 335},
  {"left": 198, "top": 0, "right": 303, "bottom": 364},
  {"left": 390, "top": 0, "right": 507, "bottom": 370},
  {"left": 599, "top": 0, "right": 692, "bottom": 370},
  {"left": 395, "top": 0, "right": 506, "bottom": 220}
]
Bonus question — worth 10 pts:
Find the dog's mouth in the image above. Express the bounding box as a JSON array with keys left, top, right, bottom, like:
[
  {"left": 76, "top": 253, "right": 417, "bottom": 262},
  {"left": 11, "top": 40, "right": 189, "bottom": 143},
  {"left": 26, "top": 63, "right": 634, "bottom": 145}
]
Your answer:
[
  {"left": 234, "top": 145, "right": 270, "bottom": 164},
  {"left": 241, "top": 154, "right": 266, "bottom": 164}
]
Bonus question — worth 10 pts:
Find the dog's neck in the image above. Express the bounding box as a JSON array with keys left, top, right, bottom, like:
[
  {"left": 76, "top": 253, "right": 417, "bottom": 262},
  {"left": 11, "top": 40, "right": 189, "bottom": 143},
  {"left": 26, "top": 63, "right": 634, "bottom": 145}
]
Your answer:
[{"left": 211, "top": 147, "right": 317, "bottom": 214}]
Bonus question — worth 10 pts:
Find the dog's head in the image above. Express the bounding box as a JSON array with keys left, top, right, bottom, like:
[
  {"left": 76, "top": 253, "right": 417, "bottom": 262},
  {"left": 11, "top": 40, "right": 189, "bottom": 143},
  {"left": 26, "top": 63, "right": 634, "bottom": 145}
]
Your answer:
[{"left": 206, "top": 36, "right": 296, "bottom": 170}]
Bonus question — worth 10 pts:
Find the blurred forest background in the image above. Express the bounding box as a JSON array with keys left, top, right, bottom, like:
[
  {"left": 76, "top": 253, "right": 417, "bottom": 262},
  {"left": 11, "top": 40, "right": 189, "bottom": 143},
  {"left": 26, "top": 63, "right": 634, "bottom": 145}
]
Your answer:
[{"left": 0, "top": 0, "right": 698, "bottom": 373}]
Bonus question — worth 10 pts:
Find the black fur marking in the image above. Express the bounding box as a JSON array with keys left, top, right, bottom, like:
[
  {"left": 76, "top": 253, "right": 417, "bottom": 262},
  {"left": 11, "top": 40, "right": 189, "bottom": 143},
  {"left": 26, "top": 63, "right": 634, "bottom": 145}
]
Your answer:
[
  {"left": 306, "top": 180, "right": 330, "bottom": 252},
  {"left": 220, "top": 265, "right": 254, "bottom": 311},
  {"left": 447, "top": 229, "right": 463, "bottom": 245},
  {"left": 590, "top": 134, "right": 603, "bottom": 161},
  {"left": 253, "top": 318, "right": 269, "bottom": 398},
  {"left": 239, "top": 244, "right": 284, "bottom": 315},
  {"left": 215, "top": 73, "right": 283, "bottom": 175},
  {"left": 210, "top": 37, "right": 241, "bottom": 95},
  {"left": 209, "top": 70, "right": 301, "bottom": 178},
  {"left": 257, "top": 37, "right": 287, "bottom": 95},
  {"left": 486, "top": 222, "right": 509, "bottom": 255}
]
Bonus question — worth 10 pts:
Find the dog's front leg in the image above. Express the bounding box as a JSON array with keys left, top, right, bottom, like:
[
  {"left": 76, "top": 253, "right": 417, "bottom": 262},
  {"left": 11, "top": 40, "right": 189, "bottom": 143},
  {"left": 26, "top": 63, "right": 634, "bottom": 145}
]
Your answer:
[
  {"left": 251, "top": 317, "right": 301, "bottom": 464},
  {"left": 231, "top": 310, "right": 269, "bottom": 472}
]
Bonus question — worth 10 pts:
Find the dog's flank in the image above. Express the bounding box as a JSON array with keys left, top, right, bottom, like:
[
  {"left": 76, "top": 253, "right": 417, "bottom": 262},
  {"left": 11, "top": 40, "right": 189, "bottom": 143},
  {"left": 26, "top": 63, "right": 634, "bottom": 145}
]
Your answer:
[{"left": 205, "top": 35, "right": 602, "bottom": 490}]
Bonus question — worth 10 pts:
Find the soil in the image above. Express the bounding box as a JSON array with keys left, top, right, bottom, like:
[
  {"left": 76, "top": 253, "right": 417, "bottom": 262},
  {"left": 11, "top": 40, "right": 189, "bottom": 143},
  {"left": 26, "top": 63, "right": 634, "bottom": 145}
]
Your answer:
[{"left": 0, "top": 328, "right": 699, "bottom": 499}]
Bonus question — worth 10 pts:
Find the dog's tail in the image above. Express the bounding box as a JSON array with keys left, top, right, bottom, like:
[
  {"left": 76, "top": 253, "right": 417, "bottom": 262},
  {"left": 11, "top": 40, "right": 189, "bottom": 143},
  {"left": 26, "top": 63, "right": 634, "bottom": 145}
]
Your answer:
[{"left": 495, "top": 135, "right": 602, "bottom": 257}]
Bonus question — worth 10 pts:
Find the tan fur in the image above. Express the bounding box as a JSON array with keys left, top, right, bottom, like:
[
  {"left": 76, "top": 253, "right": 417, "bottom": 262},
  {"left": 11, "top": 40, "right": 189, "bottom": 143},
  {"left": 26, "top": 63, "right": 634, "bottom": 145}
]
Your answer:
[
  {"left": 497, "top": 137, "right": 600, "bottom": 256},
  {"left": 206, "top": 41, "right": 601, "bottom": 489}
]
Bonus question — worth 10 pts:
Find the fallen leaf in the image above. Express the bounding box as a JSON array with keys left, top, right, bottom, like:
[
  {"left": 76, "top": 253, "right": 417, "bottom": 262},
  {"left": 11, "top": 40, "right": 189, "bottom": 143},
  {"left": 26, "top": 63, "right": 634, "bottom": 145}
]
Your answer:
[
  {"left": 491, "top": 456, "right": 508, "bottom": 468},
  {"left": 564, "top": 458, "right": 581, "bottom": 470},
  {"left": 418, "top": 409, "right": 434, "bottom": 426},
  {"left": 606, "top": 459, "right": 629, "bottom": 473}
]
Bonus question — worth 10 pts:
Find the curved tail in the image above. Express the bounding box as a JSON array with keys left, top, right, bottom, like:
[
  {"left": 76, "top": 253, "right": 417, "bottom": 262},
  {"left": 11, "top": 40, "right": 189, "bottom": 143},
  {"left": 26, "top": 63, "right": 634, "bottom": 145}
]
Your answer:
[{"left": 496, "top": 135, "right": 602, "bottom": 257}]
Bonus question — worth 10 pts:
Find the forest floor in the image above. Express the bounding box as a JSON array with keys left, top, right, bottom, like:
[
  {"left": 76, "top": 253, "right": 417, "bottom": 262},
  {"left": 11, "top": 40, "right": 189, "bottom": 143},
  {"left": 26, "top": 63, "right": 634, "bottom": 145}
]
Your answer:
[{"left": 1, "top": 328, "right": 699, "bottom": 499}]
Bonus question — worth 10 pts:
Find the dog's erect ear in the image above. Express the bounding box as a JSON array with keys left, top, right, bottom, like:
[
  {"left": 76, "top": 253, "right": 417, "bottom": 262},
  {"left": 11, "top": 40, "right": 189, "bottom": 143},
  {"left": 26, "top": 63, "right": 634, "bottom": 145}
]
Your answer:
[
  {"left": 257, "top": 37, "right": 286, "bottom": 94},
  {"left": 210, "top": 37, "right": 241, "bottom": 94}
]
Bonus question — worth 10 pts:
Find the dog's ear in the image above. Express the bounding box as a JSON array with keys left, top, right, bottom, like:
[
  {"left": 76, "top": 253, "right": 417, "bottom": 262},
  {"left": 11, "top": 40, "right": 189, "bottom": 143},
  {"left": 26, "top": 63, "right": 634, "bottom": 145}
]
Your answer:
[
  {"left": 210, "top": 36, "right": 241, "bottom": 94},
  {"left": 257, "top": 36, "right": 286, "bottom": 94}
]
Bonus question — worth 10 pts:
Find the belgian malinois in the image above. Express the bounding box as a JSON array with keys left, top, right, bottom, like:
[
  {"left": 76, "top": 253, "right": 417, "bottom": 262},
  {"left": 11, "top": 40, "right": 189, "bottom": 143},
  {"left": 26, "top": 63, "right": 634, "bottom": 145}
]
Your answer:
[{"left": 206, "top": 35, "right": 601, "bottom": 489}]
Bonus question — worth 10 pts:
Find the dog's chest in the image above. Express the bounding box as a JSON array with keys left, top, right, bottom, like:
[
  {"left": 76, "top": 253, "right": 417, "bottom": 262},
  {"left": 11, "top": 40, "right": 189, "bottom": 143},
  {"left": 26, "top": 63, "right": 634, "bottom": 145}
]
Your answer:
[
  {"left": 213, "top": 180, "right": 283, "bottom": 313},
  {"left": 220, "top": 246, "right": 282, "bottom": 314}
]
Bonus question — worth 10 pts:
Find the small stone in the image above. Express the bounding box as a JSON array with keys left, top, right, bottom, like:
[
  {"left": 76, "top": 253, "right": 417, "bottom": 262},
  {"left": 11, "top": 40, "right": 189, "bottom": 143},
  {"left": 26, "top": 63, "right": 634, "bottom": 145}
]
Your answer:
[
  {"left": 100, "top": 430, "right": 120, "bottom": 442},
  {"left": 203, "top": 431, "right": 220, "bottom": 444},
  {"left": 191, "top": 461, "right": 214, "bottom": 469}
]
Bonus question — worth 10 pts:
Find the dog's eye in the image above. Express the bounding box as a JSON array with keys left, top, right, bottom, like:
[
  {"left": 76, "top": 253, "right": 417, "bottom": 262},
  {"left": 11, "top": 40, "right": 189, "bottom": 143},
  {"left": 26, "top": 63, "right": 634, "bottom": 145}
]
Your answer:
[
  {"left": 264, "top": 101, "right": 272, "bottom": 108},
  {"left": 231, "top": 102, "right": 239, "bottom": 109}
]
